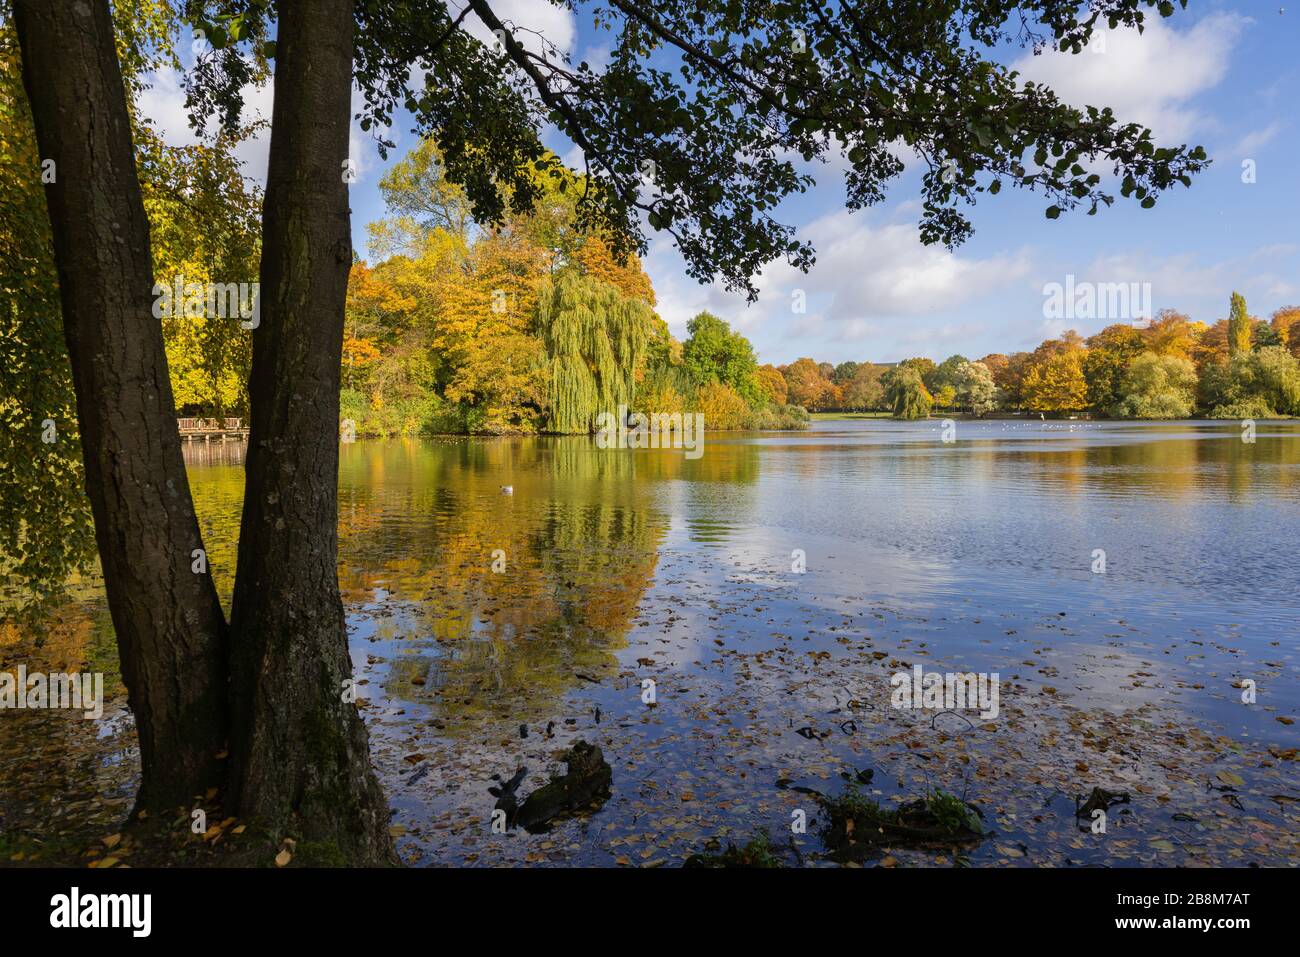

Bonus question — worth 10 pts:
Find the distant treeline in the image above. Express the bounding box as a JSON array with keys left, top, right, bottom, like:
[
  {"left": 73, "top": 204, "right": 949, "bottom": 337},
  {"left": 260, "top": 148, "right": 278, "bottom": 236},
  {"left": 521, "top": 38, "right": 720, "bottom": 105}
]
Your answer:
[{"left": 769, "top": 297, "right": 1300, "bottom": 420}]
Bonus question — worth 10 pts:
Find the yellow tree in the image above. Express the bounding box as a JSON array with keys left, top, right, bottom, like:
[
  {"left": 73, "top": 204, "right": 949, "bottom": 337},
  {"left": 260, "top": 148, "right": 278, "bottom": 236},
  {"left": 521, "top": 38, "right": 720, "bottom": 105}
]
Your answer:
[
  {"left": 434, "top": 229, "right": 547, "bottom": 432},
  {"left": 1272, "top": 306, "right": 1300, "bottom": 358},
  {"left": 1021, "top": 348, "right": 1088, "bottom": 413},
  {"left": 575, "top": 235, "right": 656, "bottom": 305},
  {"left": 1142, "top": 308, "right": 1199, "bottom": 360},
  {"left": 139, "top": 125, "right": 262, "bottom": 418},
  {"left": 756, "top": 364, "right": 788, "bottom": 404}
]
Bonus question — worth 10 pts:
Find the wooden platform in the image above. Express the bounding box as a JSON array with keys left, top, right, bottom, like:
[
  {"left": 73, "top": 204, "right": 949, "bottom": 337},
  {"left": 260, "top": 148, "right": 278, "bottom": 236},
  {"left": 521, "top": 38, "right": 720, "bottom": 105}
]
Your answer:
[{"left": 177, "top": 417, "right": 249, "bottom": 443}]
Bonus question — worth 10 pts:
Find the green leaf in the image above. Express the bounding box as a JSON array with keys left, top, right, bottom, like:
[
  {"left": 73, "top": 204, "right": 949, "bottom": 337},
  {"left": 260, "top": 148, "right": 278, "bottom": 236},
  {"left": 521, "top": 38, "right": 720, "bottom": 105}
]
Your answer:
[{"left": 1045, "top": 205, "right": 1062, "bottom": 220}]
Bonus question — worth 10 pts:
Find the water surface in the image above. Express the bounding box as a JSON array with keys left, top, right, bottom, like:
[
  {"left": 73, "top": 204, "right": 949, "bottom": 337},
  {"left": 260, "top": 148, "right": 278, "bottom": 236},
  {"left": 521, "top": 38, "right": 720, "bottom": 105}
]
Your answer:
[{"left": 4, "top": 419, "right": 1297, "bottom": 866}]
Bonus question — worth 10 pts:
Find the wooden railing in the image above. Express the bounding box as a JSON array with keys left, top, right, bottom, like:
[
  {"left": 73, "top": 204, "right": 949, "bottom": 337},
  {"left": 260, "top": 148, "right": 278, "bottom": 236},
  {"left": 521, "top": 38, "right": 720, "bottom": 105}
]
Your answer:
[
  {"left": 177, "top": 417, "right": 248, "bottom": 442},
  {"left": 178, "top": 417, "right": 244, "bottom": 432}
]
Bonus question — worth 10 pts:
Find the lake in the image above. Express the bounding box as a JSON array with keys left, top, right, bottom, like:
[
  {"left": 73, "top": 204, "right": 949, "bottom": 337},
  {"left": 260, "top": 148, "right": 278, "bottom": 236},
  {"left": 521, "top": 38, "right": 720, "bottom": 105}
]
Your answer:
[{"left": 3, "top": 418, "right": 1298, "bottom": 866}]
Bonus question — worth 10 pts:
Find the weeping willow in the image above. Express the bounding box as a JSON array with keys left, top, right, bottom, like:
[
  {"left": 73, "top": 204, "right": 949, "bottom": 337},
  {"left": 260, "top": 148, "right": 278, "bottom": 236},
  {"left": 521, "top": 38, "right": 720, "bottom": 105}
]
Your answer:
[
  {"left": 885, "top": 366, "right": 933, "bottom": 420},
  {"left": 536, "top": 271, "right": 652, "bottom": 433}
]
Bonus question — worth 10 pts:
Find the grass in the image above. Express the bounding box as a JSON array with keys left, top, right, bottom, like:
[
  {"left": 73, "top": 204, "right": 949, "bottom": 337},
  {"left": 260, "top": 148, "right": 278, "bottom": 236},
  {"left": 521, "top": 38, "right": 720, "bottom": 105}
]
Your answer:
[
  {"left": 818, "top": 784, "right": 986, "bottom": 862},
  {"left": 684, "top": 831, "right": 785, "bottom": 868}
]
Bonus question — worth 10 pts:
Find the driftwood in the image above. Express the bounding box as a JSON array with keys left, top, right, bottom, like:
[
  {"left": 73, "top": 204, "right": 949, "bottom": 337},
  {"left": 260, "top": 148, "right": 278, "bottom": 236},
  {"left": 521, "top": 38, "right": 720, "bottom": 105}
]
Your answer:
[
  {"left": 514, "top": 741, "right": 612, "bottom": 834},
  {"left": 489, "top": 766, "right": 529, "bottom": 826},
  {"left": 1076, "top": 786, "right": 1130, "bottom": 819}
]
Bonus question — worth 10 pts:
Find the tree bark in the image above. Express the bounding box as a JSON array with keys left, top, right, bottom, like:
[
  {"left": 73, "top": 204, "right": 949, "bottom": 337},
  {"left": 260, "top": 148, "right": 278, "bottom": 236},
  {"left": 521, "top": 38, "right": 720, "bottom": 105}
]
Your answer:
[
  {"left": 227, "top": 0, "right": 394, "bottom": 864},
  {"left": 13, "top": 0, "right": 229, "bottom": 810}
]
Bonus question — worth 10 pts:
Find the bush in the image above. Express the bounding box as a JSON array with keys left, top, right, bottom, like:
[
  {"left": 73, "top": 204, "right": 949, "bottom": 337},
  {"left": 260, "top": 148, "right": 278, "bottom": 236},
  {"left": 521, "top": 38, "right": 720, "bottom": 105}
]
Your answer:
[
  {"left": 635, "top": 367, "right": 687, "bottom": 416},
  {"left": 1208, "top": 397, "right": 1276, "bottom": 419},
  {"left": 693, "top": 381, "right": 750, "bottom": 430},
  {"left": 743, "top": 403, "right": 809, "bottom": 430},
  {"left": 340, "top": 389, "right": 480, "bottom": 436},
  {"left": 339, "top": 387, "right": 369, "bottom": 432}
]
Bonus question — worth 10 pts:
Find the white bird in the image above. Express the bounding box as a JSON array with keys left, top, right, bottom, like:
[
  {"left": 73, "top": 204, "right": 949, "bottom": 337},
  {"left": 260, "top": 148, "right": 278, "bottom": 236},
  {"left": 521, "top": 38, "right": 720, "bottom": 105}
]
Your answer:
[{"left": 500, "top": 485, "right": 513, "bottom": 495}]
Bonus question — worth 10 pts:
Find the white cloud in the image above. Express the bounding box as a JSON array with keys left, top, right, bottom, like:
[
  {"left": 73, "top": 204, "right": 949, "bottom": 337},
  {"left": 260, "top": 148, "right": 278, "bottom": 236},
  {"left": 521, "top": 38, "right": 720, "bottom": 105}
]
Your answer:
[
  {"left": 135, "top": 67, "right": 388, "bottom": 186},
  {"left": 1095, "top": 247, "right": 1297, "bottom": 309},
  {"left": 757, "top": 210, "right": 1031, "bottom": 319},
  {"left": 135, "top": 68, "right": 196, "bottom": 149},
  {"left": 647, "top": 208, "right": 1032, "bottom": 347},
  {"left": 1012, "top": 11, "right": 1248, "bottom": 144},
  {"left": 1225, "top": 122, "right": 1283, "bottom": 159},
  {"left": 456, "top": 0, "right": 576, "bottom": 59},
  {"left": 136, "top": 66, "right": 274, "bottom": 181},
  {"left": 578, "top": 43, "right": 612, "bottom": 73}
]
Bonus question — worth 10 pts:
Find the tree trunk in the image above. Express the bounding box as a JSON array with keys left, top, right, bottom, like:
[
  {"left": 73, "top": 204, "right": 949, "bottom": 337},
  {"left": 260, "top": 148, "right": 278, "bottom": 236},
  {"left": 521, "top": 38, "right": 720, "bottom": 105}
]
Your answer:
[
  {"left": 13, "top": 0, "right": 229, "bottom": 810},
  {"left": 227, "top": 0, "right": 394, "bottom": 864}
]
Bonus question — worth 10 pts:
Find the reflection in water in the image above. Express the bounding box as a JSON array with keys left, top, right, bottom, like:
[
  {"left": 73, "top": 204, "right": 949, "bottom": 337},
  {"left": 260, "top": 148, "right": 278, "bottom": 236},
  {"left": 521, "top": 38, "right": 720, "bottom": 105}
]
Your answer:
[{"left": 333, "top": 438, "right": 671, "bottom": 730}]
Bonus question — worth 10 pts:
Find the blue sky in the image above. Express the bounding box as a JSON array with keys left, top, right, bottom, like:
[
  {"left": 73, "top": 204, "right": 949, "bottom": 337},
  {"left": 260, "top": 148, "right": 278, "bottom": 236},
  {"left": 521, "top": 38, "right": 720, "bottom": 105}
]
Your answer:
[{"left": 141, "top": 0, "right": 1299, "bottom": 367}]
